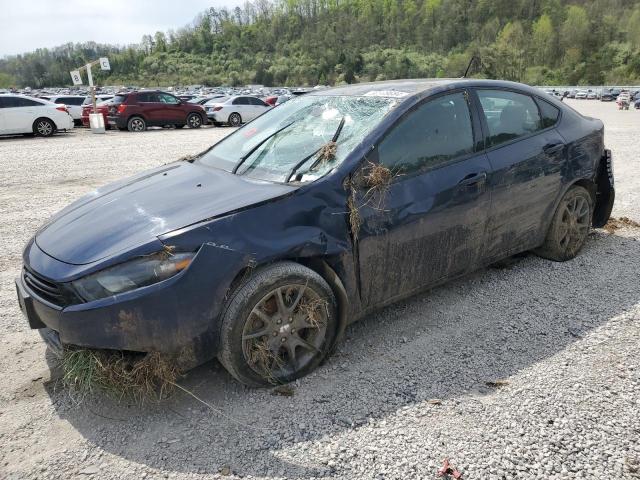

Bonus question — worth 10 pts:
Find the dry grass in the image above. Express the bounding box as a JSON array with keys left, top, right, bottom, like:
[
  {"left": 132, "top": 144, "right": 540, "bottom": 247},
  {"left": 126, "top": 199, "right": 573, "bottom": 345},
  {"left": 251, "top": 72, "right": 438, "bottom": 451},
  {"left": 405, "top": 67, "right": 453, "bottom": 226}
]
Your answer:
[
  {"left": 314, "top": 141, "right": 337, "bottom": 168},
  {"left": 604, "top": 216, "right": 640, "bottom": 233},
  {"left": 61, "top": 348, "right": 180, "bottom": 403},
  {"left": 347, "top": 186, "right": 362, "bottom": 242},
  {"left": 298, "top": 297, "right": 328, "bottom": 329}
]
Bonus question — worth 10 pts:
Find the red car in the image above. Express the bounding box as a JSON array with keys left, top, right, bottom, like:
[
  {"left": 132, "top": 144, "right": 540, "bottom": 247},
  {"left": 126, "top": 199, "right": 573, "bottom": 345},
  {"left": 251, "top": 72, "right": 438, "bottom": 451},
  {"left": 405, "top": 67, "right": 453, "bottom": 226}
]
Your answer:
[
  {"left": 106, "top": 91, "right": 206, "bottom": 132},
  {"left": 264, "top": 95, "right": 278, "bottom": 106},
  {"left": 81, "top": 99, "right": 113, "bottom": 128}
]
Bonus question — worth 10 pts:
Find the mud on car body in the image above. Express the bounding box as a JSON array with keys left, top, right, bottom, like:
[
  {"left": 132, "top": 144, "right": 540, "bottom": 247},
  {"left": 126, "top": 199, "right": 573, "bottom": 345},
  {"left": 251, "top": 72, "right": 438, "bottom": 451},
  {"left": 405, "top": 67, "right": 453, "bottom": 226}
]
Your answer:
[{"left": 16, "top": 79, "right": 615, "bottom": 387}]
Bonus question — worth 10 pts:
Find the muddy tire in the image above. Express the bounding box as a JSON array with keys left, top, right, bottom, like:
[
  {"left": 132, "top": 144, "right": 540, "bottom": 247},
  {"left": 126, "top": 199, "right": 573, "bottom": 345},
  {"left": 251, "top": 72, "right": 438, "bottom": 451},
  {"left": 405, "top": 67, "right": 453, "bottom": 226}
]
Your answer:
[
  {"left": 218, "top": 262, "right": 338, "bottom": 387},
  {"left": 33, "top": 118, "right": 55, "bottom": 137},
  {"left": 127, "top": 116, "right": 146, "bottom": 132},
  {"left": 228, "top": 112, "right": 242, "bottom": 127},
  {"left": 535, "top": 185, "right": 593, "bottom": 261}
]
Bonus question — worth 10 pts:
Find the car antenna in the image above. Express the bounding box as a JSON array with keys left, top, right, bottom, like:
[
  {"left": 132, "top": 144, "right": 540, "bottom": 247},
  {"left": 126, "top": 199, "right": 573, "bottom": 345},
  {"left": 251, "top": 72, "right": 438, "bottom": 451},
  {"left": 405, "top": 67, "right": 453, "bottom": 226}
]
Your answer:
[{"left": 462, "top": 55, "right": 479, "bottom": 78}]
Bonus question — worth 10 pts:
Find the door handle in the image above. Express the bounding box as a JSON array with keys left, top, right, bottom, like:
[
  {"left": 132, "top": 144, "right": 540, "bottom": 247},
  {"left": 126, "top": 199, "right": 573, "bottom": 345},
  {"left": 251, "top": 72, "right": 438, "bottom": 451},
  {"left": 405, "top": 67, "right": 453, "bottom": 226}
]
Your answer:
[
  {"left": 458, "top": 171, "right": 487, "bottom": 187},
  {"left": 543, "top": 142, "right": 565, "bottom": 155}
]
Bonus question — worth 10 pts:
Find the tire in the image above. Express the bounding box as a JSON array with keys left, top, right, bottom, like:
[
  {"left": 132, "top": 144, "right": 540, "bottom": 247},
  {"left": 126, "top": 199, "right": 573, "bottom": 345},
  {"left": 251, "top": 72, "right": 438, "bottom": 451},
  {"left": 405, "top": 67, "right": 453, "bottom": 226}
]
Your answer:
[
  {"left": 186, "top": 113, "right": 203, "bottom": 129},
  {"left": 218, "top": 262, "right": 338, "bottom": 387},
  {"left": 228, "top": 112, "right": 242, "bottom": 127},
  {"left": 33, "top": 118, "right": 55, "bottom": 137},
  {"left": 127, "top": 116, "right": 146, "bottom": 132},
  {"left": 535, "top": 185, "right": 593, "bottom": 262}
]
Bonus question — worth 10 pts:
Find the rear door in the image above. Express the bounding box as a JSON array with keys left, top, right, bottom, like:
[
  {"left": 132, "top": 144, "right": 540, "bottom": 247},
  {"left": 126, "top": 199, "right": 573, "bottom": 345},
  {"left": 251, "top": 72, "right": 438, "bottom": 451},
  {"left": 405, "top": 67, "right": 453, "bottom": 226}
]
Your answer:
[
  {"left": 355, "top": 91, "right": 492, "bottom": 307},
  {"left": 473, "top": 89, "right": 565, "bottom": 262}
]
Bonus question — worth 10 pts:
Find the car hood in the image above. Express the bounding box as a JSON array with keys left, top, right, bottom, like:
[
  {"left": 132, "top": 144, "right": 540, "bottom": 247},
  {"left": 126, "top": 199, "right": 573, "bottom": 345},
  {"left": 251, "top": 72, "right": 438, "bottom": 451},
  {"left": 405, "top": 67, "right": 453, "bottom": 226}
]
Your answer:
[{"left": 35, "top": 162, "right": 296, "bottom": 265}]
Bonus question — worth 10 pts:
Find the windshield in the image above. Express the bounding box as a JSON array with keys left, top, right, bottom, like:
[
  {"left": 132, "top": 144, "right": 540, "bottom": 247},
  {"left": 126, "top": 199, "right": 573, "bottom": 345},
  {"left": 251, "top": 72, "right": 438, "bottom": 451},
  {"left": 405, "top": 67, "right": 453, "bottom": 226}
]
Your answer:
[{"left": 198, "top": 95, "right": 397, "bottom": 183}]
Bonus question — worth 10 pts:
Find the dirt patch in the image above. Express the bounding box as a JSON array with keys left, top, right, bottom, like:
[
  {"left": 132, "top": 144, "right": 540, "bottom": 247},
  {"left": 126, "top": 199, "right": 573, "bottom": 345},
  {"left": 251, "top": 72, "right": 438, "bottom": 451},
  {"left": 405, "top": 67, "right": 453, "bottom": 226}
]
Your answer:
[{"left": 603, "top": 216, "right": 640, "bottom": 234}]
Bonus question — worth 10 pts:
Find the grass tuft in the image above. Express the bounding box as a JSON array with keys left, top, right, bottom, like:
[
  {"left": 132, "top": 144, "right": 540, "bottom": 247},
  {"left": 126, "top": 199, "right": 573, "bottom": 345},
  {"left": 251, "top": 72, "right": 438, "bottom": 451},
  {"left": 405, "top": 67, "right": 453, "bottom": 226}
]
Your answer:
[{"left": 61, "top": 347, "right": 180, "bottom": 403}]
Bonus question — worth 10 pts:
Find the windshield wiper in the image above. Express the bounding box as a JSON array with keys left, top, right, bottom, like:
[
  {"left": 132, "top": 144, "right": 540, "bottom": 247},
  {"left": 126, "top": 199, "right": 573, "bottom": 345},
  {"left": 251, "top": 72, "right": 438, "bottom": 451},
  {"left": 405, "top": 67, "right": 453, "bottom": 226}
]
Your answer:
[
  {"left": 232, "top": 121, "right": 295, "bottom": 175},
  {"left": 285, "top": 117, "right": 346, "bottom": 183}
]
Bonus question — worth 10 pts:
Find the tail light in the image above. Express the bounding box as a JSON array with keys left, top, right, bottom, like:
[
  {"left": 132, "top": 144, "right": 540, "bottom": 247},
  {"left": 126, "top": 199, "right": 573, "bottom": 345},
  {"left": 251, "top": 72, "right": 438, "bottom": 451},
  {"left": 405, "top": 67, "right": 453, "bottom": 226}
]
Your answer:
[
  {"left": 117, "top": 104, "right": 127, "bottom": 114},
  {"left": 213, "top": 106, "right": 222, "bottom": 111},
  {"left": 56, "top": 105, "right": 68, "bottom": 113}
]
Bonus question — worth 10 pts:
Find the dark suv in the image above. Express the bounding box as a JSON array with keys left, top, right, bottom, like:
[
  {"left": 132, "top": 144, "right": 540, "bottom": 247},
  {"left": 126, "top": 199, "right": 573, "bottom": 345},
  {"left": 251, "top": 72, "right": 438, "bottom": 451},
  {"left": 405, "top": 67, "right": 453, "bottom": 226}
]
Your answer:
[{"left": 107, "top": 91, "right": 206, "bottom": 132}]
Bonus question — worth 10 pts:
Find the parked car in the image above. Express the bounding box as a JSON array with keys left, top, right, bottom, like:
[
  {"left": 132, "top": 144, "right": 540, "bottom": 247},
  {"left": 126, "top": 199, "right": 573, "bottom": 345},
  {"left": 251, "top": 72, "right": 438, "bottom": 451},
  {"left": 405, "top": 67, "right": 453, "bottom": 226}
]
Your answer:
[
  {"left": 205, "top": 96, "right": 271, "bottom": 126},
  {"left": 575, "top": 90, "right": 588, "bottom": 99},
  {"left": 39, "top": 95, "right": 86, "bottom": 125},
  {"left": 586, "top": 90, "right": 597, "bottom": 99},
  {"left": 600, "top": 90, "right": 615, "bottom": 101},
  {"left": 188, "top": 95, "right": 226, "bottom": 106},
  {"left": 0, "top": 94, "right": 74, "bottom": 136},
  {"left": 616, "top": 92, "right": 631, "bottom": 110},
  {"left": 634, "top": 97, "right": 640, "bottom": 109},
  {"left": 106, "top": 91, "right": 206, "bottom": 132},
  {"left": 275, "top": 95, "right": 292, "bottom": 106},
  {"left": 264, "top": 95, "right": 278, "bottom": 106},
  {"left": 81, "top": 98, "right": 115, "bottom": 128},
  {"left": 16, "top": 79, "right": 614, "bottom": 387}
]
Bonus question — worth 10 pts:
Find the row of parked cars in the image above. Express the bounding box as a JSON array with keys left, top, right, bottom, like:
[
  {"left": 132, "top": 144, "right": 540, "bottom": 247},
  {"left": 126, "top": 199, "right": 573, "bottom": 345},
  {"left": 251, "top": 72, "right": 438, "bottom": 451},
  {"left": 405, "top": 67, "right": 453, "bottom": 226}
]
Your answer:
[{"left": 0, "top": 89, "right": 301, "bottom": 136}]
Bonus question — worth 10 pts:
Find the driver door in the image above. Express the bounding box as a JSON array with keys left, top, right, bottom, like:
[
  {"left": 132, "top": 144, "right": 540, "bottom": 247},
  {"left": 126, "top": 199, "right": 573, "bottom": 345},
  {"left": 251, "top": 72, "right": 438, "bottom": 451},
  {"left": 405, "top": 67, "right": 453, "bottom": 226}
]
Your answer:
[{"left": 354, "top": 91, "right": 492, "bottom": 308}]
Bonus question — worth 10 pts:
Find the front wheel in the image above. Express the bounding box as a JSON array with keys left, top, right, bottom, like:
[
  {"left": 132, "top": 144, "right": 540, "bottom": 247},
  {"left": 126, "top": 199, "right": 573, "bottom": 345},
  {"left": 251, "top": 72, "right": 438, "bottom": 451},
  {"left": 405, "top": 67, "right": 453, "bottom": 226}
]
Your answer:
[
  {"left": 218, "top": 262, "right": 338, "bottom": 387},
  {"left": 33, "top": 118, "right": 55, "bottom": 137},
  {"left": 127, "top": 116, "right": 146, "bottom": 132},
  {"left": 535, "top": 185, "right": 593, "bottom": 261},
  {"left": 228, "top": 112, "right": 242, "bottom": 127},
  {"left": 186, "top": 113, "right": 203, "bottom": 128}
]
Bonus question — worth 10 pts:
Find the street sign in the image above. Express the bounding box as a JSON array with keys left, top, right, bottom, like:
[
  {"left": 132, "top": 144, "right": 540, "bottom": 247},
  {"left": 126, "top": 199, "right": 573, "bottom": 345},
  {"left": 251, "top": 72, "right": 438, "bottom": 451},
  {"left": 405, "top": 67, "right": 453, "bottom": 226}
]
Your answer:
[
  {"left": 99, "top": 57, "right": 111, "bottom": 71},
  {"left": 70, "top": 70, "right": 82, "bottom": 85}
]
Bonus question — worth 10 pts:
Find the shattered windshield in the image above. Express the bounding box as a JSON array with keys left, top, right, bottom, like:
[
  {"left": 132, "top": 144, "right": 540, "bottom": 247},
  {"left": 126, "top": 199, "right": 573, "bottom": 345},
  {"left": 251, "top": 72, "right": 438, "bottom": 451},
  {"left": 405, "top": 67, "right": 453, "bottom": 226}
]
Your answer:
[{"left": 198, "top": 95, "right": 398, "bottom": 183}]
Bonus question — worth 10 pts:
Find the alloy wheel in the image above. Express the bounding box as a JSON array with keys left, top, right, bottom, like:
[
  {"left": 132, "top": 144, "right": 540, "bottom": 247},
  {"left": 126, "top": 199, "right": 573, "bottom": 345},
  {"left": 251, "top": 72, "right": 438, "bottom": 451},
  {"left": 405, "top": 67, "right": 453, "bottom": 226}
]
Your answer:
[
  {"left": 188, "top": 114, "right": 202, "bottom": 128},
  {"left": 129, "top": 118, "right": 145, "bottom": 132},
  {"left": 36, "top": 120, "right": 53, "bottom": 136},
  {"left": 558, "top": 195, "right": 590, "bottom": 255},
  {"left": 241, "top": 284, "right": 328, "bottom": 382}
]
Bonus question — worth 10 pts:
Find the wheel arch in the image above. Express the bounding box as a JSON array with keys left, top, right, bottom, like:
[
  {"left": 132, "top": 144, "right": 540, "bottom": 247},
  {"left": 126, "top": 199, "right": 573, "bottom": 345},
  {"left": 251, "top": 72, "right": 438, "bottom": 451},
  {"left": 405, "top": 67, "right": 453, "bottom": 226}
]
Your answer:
[
  {"left": 225, "top": 257, "right": 350, "bottom": 352},
  {"left": 32, "top": 116, "right": 57, "bottom": 132}
]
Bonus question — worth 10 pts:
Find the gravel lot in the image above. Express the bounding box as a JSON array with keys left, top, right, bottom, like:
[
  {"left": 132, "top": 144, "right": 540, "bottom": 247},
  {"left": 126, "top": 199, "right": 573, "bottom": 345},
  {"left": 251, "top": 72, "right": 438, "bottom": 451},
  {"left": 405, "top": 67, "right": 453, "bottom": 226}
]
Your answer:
[{"left": 1, "top": 101, "right": 639, "bottom": 480}]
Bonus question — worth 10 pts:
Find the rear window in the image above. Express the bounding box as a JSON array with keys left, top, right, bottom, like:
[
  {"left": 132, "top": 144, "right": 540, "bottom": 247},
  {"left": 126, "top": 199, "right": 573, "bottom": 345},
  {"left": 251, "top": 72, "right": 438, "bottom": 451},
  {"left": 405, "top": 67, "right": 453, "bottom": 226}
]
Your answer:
[{"left": 112, "top": 95, "right": 128, "bottom": 104}]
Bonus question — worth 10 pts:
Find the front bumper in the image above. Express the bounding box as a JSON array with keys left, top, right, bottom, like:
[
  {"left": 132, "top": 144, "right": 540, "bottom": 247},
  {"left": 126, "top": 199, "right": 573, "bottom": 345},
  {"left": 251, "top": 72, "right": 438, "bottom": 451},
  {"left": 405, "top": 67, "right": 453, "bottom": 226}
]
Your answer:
[{"left": 17, "top": 243, "right": 251, "bottom": 368}]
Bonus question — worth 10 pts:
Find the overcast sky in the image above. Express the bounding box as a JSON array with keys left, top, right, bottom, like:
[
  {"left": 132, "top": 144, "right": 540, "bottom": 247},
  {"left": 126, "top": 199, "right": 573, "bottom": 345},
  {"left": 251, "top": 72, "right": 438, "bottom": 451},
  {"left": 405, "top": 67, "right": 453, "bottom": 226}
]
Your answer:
[{"left": 0, "top": 0, "right": 243, "bottom": 57}]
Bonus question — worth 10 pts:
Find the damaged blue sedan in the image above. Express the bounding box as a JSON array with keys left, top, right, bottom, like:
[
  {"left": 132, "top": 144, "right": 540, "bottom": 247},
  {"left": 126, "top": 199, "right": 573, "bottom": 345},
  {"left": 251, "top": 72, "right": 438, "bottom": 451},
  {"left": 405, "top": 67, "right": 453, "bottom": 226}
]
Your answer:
[{"left": 16, "top": 79, "right": 614, "bottom": 386}]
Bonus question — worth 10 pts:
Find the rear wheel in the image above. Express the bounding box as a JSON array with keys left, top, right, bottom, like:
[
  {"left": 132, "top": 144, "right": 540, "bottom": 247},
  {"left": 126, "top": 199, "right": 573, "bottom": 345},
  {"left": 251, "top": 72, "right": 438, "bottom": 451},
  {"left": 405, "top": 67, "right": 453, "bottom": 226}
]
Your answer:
[
  {"left": 228, "top": 112, "right": 242, "bottom": 127},
  {"left": 535, "top": 185, "right": 592, "bottom": 261},
  {"left": 218, "top": 262, "right": 338, "bottom": 387},
  {"left": 33, "top": 118, "right": 55, "bottom": 137},
  {"left": 127, "top": 116, "right": 146, "bottom": 132},
  {"left": 186, "top": 113, "right": 203, "bottom": 128}
]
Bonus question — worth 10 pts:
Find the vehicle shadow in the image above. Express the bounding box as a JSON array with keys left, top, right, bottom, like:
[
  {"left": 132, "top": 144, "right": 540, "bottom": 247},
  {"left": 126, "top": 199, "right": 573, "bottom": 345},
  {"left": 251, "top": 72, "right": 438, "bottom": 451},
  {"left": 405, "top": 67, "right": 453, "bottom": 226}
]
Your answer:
[{"left": 44, "top": 230, "right": 640, "bottom": 478}]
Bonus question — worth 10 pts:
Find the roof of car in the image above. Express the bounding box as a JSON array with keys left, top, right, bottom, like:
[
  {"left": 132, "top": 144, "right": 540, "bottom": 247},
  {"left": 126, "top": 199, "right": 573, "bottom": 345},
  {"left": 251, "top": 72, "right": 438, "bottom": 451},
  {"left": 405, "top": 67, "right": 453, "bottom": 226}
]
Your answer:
[{"left": 309, "top": 78, "right": 541, "bottom": 98}]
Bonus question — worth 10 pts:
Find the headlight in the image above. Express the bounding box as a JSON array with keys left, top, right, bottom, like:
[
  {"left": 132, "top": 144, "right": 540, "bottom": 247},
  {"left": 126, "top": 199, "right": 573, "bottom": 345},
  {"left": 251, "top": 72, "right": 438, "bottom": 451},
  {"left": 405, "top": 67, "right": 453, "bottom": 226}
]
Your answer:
[{"left": 72, "top": 252, "right": 194, "bottom": 302}]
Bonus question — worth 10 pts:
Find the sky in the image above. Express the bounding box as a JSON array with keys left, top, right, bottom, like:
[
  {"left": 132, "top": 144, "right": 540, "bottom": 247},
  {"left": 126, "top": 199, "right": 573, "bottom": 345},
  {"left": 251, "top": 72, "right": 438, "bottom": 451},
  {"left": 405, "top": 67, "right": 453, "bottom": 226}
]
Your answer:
[{"left": 0, "top": 0, "right": 243, "bottom": 57}]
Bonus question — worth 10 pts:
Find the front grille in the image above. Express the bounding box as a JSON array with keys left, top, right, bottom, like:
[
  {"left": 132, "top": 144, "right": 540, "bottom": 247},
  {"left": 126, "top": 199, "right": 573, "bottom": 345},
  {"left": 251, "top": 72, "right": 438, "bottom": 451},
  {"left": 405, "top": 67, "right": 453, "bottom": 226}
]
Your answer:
[{"left": 23, "top": 268, "right": 67, "bottom": 307}]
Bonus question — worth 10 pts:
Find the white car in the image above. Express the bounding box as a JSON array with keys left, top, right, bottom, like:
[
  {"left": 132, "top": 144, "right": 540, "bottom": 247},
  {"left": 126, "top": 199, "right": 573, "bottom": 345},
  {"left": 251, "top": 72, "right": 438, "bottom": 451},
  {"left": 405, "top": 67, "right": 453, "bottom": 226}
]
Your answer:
[
  {"left": 40, "top": 95, "right": 87, "bottom": 124},
  {"left": 575, "top": 90, "right": 588, "bottom": 99},
  {"left": 205, "top": 95, "right": 272, "bottom": 126},
  {"left": 0, "top": 94, "right": 74, "bottom": 136}
]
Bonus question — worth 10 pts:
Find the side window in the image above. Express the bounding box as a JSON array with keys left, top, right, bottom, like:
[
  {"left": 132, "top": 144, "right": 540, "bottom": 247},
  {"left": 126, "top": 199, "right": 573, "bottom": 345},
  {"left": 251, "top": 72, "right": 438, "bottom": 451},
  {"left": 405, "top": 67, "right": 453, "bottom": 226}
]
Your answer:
[
  {"left": 250, "top": 97, "right": 266, "bottom": 106},
  {"left": 158, "top": 93, "right": 180, "bottom": 104},
  {"left": 378, "top": 92, "right": 475, "bottom": 174},
  {"left": 537, "top": 99, "right": 560, "bottom": 128},
  {"left": 137, "top": 92, "right": 157, "bottom": 102},
  {"left": 476, "top": 90, "right": 542, "bottom": 147},
  {"left": 15, "top": 98, "right": 43, "bottom": 107}
]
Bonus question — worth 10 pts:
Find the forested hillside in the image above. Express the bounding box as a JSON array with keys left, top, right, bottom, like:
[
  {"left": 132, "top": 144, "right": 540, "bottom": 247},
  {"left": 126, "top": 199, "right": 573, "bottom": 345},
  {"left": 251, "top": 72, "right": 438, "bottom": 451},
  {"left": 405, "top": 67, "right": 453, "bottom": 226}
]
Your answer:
[{"left": 1, "top": 0, "right": 639, "bottom": 88}]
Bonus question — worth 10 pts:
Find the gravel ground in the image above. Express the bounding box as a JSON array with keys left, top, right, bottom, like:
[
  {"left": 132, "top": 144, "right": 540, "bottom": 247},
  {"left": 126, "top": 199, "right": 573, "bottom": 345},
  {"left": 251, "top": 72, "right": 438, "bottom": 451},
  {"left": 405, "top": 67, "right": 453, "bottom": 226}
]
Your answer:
[{"left": 0, "top": 101, "right": 639, "bottom": 480}]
